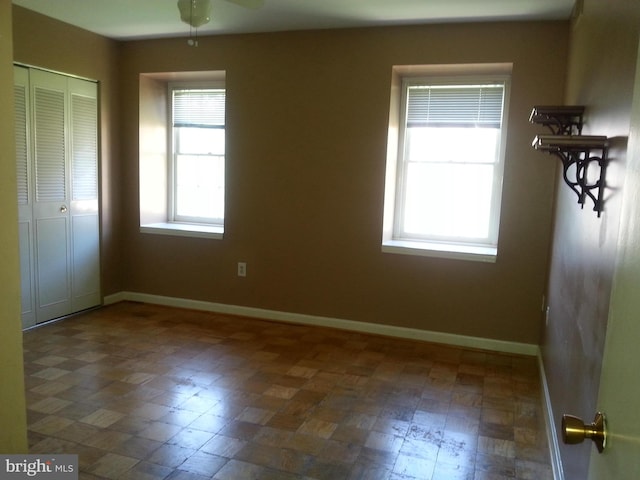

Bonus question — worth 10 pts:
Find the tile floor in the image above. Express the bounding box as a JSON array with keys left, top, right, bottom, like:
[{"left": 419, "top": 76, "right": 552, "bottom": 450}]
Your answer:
[{"left": 23, "top": 302, "right": 553, "bottom": 479}]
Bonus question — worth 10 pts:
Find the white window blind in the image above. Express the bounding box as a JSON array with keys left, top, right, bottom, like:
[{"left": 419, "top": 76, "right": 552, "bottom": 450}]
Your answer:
[
  {"left": 406, "top": 85, "right": 504, "bottom": 128},
  {"left": 173, "top": 89, "right": 225, "bottom": 128}
]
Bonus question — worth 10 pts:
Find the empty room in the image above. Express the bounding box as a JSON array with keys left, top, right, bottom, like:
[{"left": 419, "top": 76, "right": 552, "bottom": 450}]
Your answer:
[{"left": 2, "top": 0, "right": 640, "bottom": 479}]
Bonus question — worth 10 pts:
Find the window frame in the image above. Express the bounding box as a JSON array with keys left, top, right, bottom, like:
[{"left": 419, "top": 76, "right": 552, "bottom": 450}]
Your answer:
[
  {"left": 168, "top": 82, "right": 226, "bottom": 228},
  {"left": 139, "top": 71, "right": 226, "bottom": 240},
  {"left": 382, "top": 65, "right": 512, "bottom": 263}
]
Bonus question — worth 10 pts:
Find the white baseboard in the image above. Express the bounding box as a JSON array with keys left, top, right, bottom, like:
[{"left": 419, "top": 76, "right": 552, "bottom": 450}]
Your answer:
[
  {"left": 538, "top": 352, "right": 564, "bottom": 480},
  {"left": 103, "top": 291, "right": 538, "bottom": 356}
]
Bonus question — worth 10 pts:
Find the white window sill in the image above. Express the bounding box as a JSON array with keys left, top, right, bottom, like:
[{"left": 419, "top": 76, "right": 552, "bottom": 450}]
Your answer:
[
  {"left": 382, "top": 239, "right": 497, "bottom": 263},
  {"left": 140, "top": 222, "right": 223, "bottom": 240}
]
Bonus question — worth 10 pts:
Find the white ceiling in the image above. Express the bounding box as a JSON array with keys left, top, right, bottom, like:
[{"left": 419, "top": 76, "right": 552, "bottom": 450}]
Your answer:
[{"left": 12, "top": 0, "right": 576, "bottom": 41}]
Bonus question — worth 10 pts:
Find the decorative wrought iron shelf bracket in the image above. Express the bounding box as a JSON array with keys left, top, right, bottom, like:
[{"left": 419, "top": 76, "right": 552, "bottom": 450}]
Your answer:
[
  {"left": 530, "top": 105, "right": 585, "bottom": 135},
  {"left": 532, "top": 134, "right": 609, "bottom": 217}
]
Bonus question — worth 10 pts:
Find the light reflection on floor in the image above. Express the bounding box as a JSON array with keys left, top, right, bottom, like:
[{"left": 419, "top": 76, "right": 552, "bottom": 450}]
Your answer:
[{"left": 23, "top": 301, "right": 553, "bottom": 479}]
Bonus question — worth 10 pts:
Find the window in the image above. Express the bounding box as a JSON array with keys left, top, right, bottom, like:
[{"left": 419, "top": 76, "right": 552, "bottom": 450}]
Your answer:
[
  {"left": 382, "top": 66, "right": 511, "bottom": 262},
  {"left": 138, "top": 71, "right": 226, "bottom": 239},
  {"left": 170, "top": 87, "right": 225, "bottom": 226}
]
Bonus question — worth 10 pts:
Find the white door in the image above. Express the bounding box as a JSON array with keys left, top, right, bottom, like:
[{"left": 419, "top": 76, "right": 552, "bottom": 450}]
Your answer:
[
  {"left": 587, "top": 39, "right": 640, "bottom": 479},
  {"left": 14, "top": 66, "right": 36, "bottom": 328},
  {"left": 30, "top": 68, "right": 72, "bottom": 323},
  {"left": 68, "top": 77, "right": 101, "bottom": 313},
  {"left": 15, "top": 67, "right": 100, "bottom": 326}
]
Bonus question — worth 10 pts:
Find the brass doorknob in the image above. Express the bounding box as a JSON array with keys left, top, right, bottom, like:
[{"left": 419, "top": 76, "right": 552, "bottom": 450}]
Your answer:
[{"left": 561, "top": 412, "right": 606, "bottom": 453}]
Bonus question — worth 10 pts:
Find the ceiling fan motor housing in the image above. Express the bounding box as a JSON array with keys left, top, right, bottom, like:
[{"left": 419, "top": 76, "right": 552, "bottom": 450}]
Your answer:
[{"left": 177, "top": 0, "right": 212, "bottom": 27}]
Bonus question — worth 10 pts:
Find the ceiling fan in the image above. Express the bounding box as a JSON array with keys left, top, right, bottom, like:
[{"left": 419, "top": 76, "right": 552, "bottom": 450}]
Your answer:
[
  {"left": 177, "top": 0, "right": 263, "bottom": 45},
  {"left": 177, "top": 0, "right": 264, "bottom": 28}
]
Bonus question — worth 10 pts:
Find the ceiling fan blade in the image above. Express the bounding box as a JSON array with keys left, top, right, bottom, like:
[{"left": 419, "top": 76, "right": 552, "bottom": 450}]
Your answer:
[{"left": 225, "top": 0, "right": 264, "bottom": 10}]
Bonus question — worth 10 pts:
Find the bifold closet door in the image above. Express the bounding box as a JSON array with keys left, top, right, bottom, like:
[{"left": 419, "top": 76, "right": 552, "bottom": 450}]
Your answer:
[
  {"left": 31, "top": 69, "right": 73, "bottom": 323},
  {"left": 14, "top": 66, "right": 36, "bottom": 328},
  {"left": 68, "top": 77, "right": 100, "bottom": 314},
  {"left": 15, "top": 66, "right": 100, "bottom": 327}
]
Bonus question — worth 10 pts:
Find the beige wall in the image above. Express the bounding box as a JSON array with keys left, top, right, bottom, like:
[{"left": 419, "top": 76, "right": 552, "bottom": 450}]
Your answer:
[
  {"left": 11, "top": 9, "right": 570, "bottom": 347},
  {"left": 120, "top": 22, "right": 568, "bottom": 344},
  {"left": 12, "top": 6, "right": 123, "bottom": 298},
  {"left": 541, "top": 1, "right": 640, "bottom": 478},
  {"left": 0, "top": 0, "right": 27, "bottom": 453}
]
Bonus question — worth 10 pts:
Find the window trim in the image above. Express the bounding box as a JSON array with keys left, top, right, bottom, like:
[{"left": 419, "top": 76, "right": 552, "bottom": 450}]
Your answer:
[
  {"left": 139, "top": 71, "right": 226, "bottom": 240},
  {"left": 140, "top": 222, "right": 223, "bottom": 239},
  {"left": 382, "top": 64, "right": 512, "bottom": 263},
  {"left": 168, "top": 82, "right": 226, "bottom": 227}
]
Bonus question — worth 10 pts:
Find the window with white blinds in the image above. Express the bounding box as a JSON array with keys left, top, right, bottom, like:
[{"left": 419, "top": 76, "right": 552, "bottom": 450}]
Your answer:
[
  {"left": 383, "top": 74, "right": 510, "bottom": 262},
  {"left": 170, "top": 86, "right": 226, "bottom": 225}
]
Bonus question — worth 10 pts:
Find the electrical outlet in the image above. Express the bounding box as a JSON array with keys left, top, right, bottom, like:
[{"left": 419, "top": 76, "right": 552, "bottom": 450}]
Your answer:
[{"left": 237, "top": 262, "right": 247, "bottom": 277}]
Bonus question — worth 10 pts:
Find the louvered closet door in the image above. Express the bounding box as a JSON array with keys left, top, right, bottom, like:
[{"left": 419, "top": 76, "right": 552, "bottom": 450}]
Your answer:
[
  {"left": 16, "top": 68, "right": 101, "bottom": 326},
  {"left": 14, "top": 66, "right": 36, "bottom": 328},
  {"left": 31, "top": 69, "right": 72, "bottom": 323},
  {"left": 69, "top": 78, "right": 100, "bottom": 313}
]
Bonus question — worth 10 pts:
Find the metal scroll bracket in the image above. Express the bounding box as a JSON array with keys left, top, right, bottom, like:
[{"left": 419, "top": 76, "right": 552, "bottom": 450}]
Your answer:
[
  {"left": 532, "top": 134, "right": 609, "bottom": 217},
  {"left": 529, "top": 105, "right": 585, "bottom": 136},
  {"left": 530, "top": 105, "right": 609, "bottom": 217}
]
